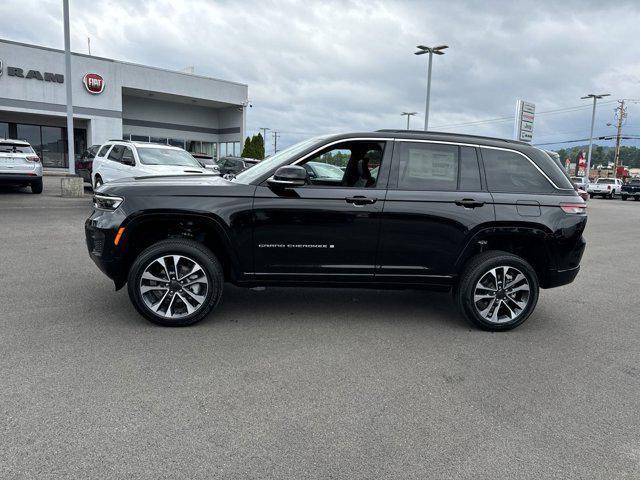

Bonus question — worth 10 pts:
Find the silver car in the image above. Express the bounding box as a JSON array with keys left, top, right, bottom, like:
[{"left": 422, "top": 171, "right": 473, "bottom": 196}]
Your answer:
[{"left": 0, "top": 139, "right": 43, "bottom": 193}]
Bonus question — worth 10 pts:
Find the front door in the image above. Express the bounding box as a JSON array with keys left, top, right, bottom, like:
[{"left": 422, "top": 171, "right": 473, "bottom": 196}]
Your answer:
[
  {"left": 377, "top": 140, "right": 495, "bottom": 283},
  {"left": 252, "top": 140, "right": 392, "bottom": 282}
]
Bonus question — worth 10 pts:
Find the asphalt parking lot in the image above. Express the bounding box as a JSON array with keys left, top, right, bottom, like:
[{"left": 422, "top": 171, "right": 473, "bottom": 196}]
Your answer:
[{"left": 1, "top": 177, "right": 639, "bottom": 479}]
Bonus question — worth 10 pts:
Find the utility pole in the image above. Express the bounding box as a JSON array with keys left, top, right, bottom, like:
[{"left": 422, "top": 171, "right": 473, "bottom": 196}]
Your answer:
[
  {"left": 401, "top": 112, "right": 417, "bottom": 130},
  {"left": 63, "top": 0, "right": 75, "bottom": 175},
  {"left": 272, "top": 131, "right": 280, "bottom": 153},
  {"left": 581, "top": 93, "right": 610, "bottom": 180},
  {"left": 414, "top": 44, "right": 448, "bottom": 130},
  {"left": 259, "top": 127, "right": 270, "bottom": 156},
  {"left": 612, "top": 100, "right": 626, "bottom": 178}
]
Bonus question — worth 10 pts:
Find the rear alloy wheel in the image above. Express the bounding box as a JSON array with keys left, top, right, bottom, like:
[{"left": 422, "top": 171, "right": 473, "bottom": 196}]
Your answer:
[
  {"left": 622, "top": 195, "right": 628, "bottom": 201},
  {"left": 31, "top": 178, "right": 43, "bottom": 194},
  {"left": 456, "top": 251, "right": 539, "bottom": 331},
  {"left": 127, "top": 239, "right": 223, "bottom": 326}
]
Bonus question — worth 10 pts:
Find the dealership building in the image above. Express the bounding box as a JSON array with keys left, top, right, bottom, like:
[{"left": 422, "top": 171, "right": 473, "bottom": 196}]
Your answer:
[{"left": 0, "top": 38, "right": 248, "bottom": 168}]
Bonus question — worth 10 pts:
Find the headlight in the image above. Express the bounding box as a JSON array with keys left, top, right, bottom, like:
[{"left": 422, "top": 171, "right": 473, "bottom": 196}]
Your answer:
[{"left": 93, "top": 194, "right": 124, "bottom": 211}]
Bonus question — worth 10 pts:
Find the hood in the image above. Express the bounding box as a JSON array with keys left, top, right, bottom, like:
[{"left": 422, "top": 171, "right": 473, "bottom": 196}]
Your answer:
[{"left": 136, "top": 164, "right": 207, "bottom": 175}]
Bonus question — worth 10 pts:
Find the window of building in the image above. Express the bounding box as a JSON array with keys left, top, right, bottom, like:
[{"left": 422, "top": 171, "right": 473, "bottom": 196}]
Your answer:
[
  {"left": 131, "top": 135, "right": 150, "bottom": 142},
  {"left": 41, "top": 126, "right": 65, "bottom": 168},
  {"left": 397, "top": 142, "right": 458, "bottom": 191},
  {"left": 169, "top": 138, "right": 185, "bottom": 149},
  {"left": 481, "top": 148, "right": 554, "bottom": 193},
  {"left": 151, "top": 137, "right": 168, "bottom": 145},
  {"left": 0, "top": 122, "right": 9, "bottom": 139},
  {"left": 220, "top": 143, "right": 227, "bottom": 157},
  {"left": 201, "top": 142, "right": 215, "bottom": 157}
]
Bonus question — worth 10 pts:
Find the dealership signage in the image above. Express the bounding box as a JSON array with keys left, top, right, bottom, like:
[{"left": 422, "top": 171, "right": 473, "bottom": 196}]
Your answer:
[
  {"left": 83, "top": 73, "right": 105, "bottom": 94},
  {"left": 514, "top": 100, "right": 535, "bottom": 143},
  {"left": 2, "top": 63, "right": 64, "bottom": 83}
]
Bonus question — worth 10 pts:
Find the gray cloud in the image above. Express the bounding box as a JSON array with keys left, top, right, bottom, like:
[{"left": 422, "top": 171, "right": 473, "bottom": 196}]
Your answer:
[{"left": 1, "top": 0, "right": 638, "bottom": 152}]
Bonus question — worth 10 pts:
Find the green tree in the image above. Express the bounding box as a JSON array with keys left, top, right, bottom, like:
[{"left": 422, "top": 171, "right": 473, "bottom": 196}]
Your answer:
[
  {"left": 253, "top": 133, "right": 265, "bottom": 160},
  {"left": 241, "top": 136, "right": 252, "bottom": 158}
]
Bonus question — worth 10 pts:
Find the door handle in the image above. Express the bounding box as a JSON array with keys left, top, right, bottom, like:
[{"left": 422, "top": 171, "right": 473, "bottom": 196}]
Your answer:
[
  {"left": 345, "top": 196, "right": 377, "bottom": 206},
  {"left": 455, "top": 198, "right": 485, "bottom": 208}
]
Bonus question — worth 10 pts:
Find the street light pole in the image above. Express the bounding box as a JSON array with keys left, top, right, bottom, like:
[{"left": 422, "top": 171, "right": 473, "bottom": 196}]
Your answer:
[
  {"left": 63, "top": 0, "right": 75, "bottom": 175},
  {"left": 415, "top": 44, "right": 448, "bottom": 131},
  {"left": 259, "top": 127, "right": 270, "bottom": 157},
  {"left": 401, "top": 112, "right": 417, "bottom": 130},
  {"left": 581, "top": 93, "right": 610, "bottom": 180}
]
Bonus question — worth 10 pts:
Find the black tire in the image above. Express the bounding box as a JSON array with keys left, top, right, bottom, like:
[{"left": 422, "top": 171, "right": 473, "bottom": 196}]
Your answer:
[
  {"left": 30, "top": 178, "right": 43, "bottom": 194},
  {"left": 127, "top": 239, "right": 223, "bottom": 327},
  {"left": 621, "top": 195, "right": 627, "bottom": 201},
  {"left": 94, "top": 175, "right": 103, "bottom": 190},
  {"left": 635, "top": 196, "right": 639, "bottom": 201},
  {"left": 455, "top": 251, "right": 539, "bottom": 331}
]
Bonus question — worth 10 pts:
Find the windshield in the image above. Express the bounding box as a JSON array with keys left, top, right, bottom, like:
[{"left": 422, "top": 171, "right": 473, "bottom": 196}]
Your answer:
[
  {"left": 597, "top": 178, "right": 615, "bottom": 184},
  {"left": 234, "top": 136, "right": 328, "bottom": 184},
  {"left": 137, "top": 148, "right": 201, "bottom": 167},
  {"left": 0, "top": 144, "right": 35, "bottom": 154}
]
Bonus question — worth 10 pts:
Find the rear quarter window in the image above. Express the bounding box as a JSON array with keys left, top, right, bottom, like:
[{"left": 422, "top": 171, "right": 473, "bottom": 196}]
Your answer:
[{"left": 481, "top": 148, "right": 555, "bottom": 193}]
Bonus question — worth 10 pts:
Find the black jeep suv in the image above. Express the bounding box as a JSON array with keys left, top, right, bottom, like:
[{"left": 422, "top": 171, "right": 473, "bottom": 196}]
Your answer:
[{"left": 85, "top": 131, "right": 586, "bottom": 331}]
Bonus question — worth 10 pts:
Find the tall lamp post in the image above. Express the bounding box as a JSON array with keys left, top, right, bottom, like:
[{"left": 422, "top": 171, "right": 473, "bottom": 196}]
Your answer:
[
  {"left": 581, "top": 93, "right": 610, "bottom": 180},
  {"left": 63, "top": 0, "right": 75, "bottom": 175},
  {"left": 401, "top": 112, "right": 417, "bottom": 130},
  {"left": 414, "top": 44, "right": 448, "bottom": 131}
]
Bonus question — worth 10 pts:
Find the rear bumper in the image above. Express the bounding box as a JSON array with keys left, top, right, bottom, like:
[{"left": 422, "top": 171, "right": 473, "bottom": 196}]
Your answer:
[
  {"left": 0, "top": 173, "right": 42, "bottom": 183},
  {"left": 545, "top": 265, "right": 580, "bottom": 288}
]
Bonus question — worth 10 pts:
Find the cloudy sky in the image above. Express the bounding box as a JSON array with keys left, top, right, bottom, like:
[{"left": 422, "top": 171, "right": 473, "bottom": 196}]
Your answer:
[{"left": 2, "top": 0, "right": 639, "bottom": 152}]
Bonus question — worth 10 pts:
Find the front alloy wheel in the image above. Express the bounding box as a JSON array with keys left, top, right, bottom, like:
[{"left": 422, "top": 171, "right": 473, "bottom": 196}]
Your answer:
[
  {"left": 139, "top": 255, "right": 209, "bottom": 319},
  {"left": 127, "top": 239, "right": 223, "bottom": 326}
]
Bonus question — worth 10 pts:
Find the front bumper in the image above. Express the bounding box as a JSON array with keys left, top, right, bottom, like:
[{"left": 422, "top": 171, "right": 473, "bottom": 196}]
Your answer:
[{"left": 85, "top": 207, "right": 128, "bottom": 289}]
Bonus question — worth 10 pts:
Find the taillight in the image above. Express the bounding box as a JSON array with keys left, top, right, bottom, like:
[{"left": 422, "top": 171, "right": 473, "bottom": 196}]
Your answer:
[
  {"left": 26, "top": 155, "right": 40, "bottom": 162},
  {"left": 560, "top": 203, "right": 587, "bottom": 214}
]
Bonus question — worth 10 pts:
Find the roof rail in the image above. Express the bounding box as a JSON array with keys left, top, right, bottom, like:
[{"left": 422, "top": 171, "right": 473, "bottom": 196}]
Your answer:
[{"left": 376, "top": 129, "right": 529, "bottom": 145}]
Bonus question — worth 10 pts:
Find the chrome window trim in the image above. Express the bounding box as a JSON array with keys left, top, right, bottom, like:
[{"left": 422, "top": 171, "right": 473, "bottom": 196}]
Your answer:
[
  {"left": 291, "top": 137, "right": 391, "bottom": 166},
  {"left": 394, "top": 138, "right": 565, "bottom": 190}
]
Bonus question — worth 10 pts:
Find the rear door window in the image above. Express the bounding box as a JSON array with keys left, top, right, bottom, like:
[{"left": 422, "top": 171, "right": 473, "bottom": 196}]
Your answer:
[
  {"left": 397, "top": 142, "right": 458, "bottom": 191},
  {"left": 481, "top": 148, "right": 554, "bottom": 193}
]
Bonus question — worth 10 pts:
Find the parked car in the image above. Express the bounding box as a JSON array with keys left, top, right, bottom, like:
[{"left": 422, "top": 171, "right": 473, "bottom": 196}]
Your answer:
[
  {"left": 217, "top": 156, "right": 259, "bottom": 176},
  {"left": 570, "top": 176, "right": 589, "bottom": 191},
  {"left": 621, "top": 178, "right": 640, "bottom": 201},
  {"left": 0, "top": 139, "right": 43, "bottom": 193},
  {"left": 576, "top": 187, "right": 589, "bottom": 202},
  {"left": 191, "top": 153, "right": 220, "bottom": 175},
  {"left": 91, "top": 141, "right": 208, "bottom": 188},
  {"left": 587, "top": 177, "right": 623, "bottom": 199},
  {"left": 86, "top": 130, "right": 586, "bottom": 331},
  {"left": 77, "top": 144, "right": 101, "bottom": 184}
]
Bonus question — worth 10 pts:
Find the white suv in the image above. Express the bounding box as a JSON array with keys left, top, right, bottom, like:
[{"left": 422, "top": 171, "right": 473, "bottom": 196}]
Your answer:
[
  {"left": 0, "top": 139, "right": 43, "bottom": 193},
  {"left": 92, "top": 141, "right": 208, "bottom": 188}
]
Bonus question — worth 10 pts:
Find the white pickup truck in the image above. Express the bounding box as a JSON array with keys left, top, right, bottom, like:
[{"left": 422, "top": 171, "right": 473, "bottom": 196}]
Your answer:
[{"left": 587, "top": 178, "right": 623, "bottom": 198}]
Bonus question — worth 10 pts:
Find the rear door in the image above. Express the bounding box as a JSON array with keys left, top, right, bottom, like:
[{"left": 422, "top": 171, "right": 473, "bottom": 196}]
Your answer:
[{"left": 376, "top": 140, "right": 495, "bottom": 283}]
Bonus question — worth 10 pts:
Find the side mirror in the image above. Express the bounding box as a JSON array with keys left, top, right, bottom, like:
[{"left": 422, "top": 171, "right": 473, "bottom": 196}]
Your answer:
[{"left": 267, "top": 165, "right": 307, "bottom": 188}]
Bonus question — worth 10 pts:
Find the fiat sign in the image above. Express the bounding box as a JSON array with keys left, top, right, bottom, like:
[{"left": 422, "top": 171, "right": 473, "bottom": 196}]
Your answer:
[{"left": 83, "top": 73, "right": 104, "bottom": 94}]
